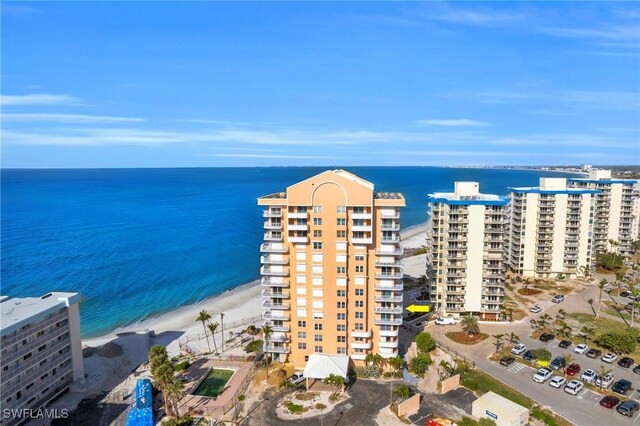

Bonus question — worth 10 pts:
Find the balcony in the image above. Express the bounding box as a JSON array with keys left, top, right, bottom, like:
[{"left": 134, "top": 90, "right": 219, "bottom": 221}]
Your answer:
[
  {"left": 374, "top": 284, "right": 403, "bottom": 291},
  {"left": 380, "top": 349, "right": 399, "bottom": 358},
  {"left": 264, "top": 345, "right": 290, "bottom": 354},
  {"left": 261, "top": 255, "right": 288, "bottom": 265},
  {"left": 379, "top": 340, "right": 398, "bottom": 349},
  {"left": 262, "top": 290, "right": 290, "bottom": 299},
  {"left": 262, "top": 302, "right": 290, "bottom": 310},
  {"left": 260, "top": 243, "right": 288, "bottom": 253},
  {"left": 264, "top": 232, "right": 283, "bottom": 242},
  {"left": 261, "top": 278, "right": 289, "bottom": 287},
  {"left": 263, "top": 210, "right": 282, "bottom": 218},
  {"left": 260, "top": 266, "right": 289, "bottom": 276},
  {"left": 264, "top": 221, "right": 283, "bottom": 230},
  {"left": 381, "top": 236, "right": 401, "bottom": 244},
  {"left": 374, "top": 317, "right": 403, "bottom": 326},
  {"left": 379, "top": 328, "right": 399, "bottom": 337},
  {"left": 374, "top": 306, "right": 403, "bottom": 314},
  {"left": 381, "top": 212, "right": 400, "bottom": 219},
  {"left": 269, "top": 325, "right": 291, "bottom": 332},
  {"left": 263, "top": 312, "right": 290, "bottom": 321},
  {"left": 289, "top": 236, "right": 309, "bottom": 243},
  {"left": 351, "top": 341, "right": 372, "bottom": 350},
  {"left": 269, "top": 335, "right": 291, "bottom": 343},
  {"left": 351, "top": 329, "right": 372, "bottom": 338},
  {"left": 287, "top": 223, "right": 308, "bottom": 231},
  {"left": 352, "top": 237, "right": 373, "bottom": 245},
  {"left": 374, "top": 260, "right": 403, "bottom": 268},
  {"left": 381, "top": 224, "right": 401, "bottom": 231},
  {"left": 352, "top": 225, "right": 373, "bottom": 232},
  {"left": 375, "top": 247, "right": 403, "bottom": 256},
  {"left": 288, "top": 211, "right": 308, "bottom": 219},
  {"left": 352, "top": 212, "right": 372, "bottom": 220},
  {"left": 374, "top": 272, "right": 403, "bottom": 280},
  {"left": 374, "top": 295, "right": 403, "bottom": 303}
]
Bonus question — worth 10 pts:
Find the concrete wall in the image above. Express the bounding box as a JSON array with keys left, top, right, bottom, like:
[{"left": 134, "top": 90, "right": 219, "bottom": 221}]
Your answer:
[
  {"left": 440, "top": 374, "right": 460, "bottom": 394},
  {"left": 397, "top": 393, "right": 421, "bottom": 417}
]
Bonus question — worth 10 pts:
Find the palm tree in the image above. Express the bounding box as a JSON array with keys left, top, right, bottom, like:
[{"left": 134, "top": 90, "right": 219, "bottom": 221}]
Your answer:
[
  {"left": 165, "top": 378, "right": 184, "bottom": 419},
  {"left": 196, "top": 310, "right": 212, "bottom": 353},
  {"left": 530, "top": 319, "right": 539, "bottom": 330},
  {"left": 388, "top": 356, "right": 404, "bottom": 375},
  {"left": 506, "top": 308, "right": 514, "bottom": 322},
  {"left": 556, "top": 309, "right": 567, "bottom": 321},
  {"left": 492, "top": 334, "right": 505, "bottom": 356},
  {"left": 461, "top": 315, "right": 480, "bottom": 336},
  {"left": 151, "top": 361, "right": 175, "bottom": 416},
  {"left": 557, "top": 321, "right": 573, "bottom": 339},
  {"left": 261, "top": 324, "right": 273, "bottom": 377},
  {"left": 365, "top": 353, "right": 384, "bottom": 370},
  {"left": 220, "top": 312, "right": 225, "bottom": 352},
  {"left": 579, "top": 265, "right": 590, "bottom": 278},
  {"left": 438, "top": 360, "right": 456, "bottom": 379},
  {"left": 507, "top": 332, "right": 520, "bottom": 347},
  {"left": 538, "top": 313, "right": 552, "bottom": 330},
  {"left": 581, "top": 324, "right": 596, "bottom": 344},
  {"left": 597, "top": 365, "right": 612, "bottom": 392},
  {"left": 393, "top": 384, "right": 411, "bottom": 402},
  {"left": 596, "top": 279, "right": 608, "bottom": 319},
  {"left": 615, "top": 270, "right": 625, "bottom": 284},
  {"left": 207, "top": 322, "right": 219, "bottom": 353},
  {"left": 562, "top": 354, "right": 573, "bottom": 377},
  {"left": 609, "top": 239, "right": 620, "bottom": 253}
]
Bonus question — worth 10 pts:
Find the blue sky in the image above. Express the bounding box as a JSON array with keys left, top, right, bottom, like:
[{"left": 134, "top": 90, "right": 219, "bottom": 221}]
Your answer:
[{"left": 2, "top": 1, "right": 639, "bottom": 168}]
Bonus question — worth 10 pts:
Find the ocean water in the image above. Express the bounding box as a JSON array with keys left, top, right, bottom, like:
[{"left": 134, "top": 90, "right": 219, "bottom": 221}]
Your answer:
[{"left": 1, "top": 167, "right": 577, "bottom": 337}]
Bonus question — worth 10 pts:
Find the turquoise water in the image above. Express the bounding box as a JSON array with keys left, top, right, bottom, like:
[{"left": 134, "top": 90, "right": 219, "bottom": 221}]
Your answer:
[{"left": 1, "top": 167, "right": 577, "bottom": 337}]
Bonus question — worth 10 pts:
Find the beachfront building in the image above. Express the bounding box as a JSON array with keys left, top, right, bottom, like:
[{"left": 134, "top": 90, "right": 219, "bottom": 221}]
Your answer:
[
  {"left": 426, "top": 182, "right": 508, "bottom": 320},
  {"left": 1, "top": 292, "right": 84, "bottom": 425},
  {"left": 257, "top": 169, "right": 405, "bottom": 368},
  {"left": 632, "top": 184, "right": 640, "bottom": 241},
  {"left": 568, "top": 170, "right": 637, "bottom": 258},
  {"left": 507, "top": 178, "right": 599, "bottom": 279}
]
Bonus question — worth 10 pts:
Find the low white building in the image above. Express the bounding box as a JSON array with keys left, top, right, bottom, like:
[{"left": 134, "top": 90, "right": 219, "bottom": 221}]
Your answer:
[{"left": 471, "top": 391, "right": 529, "bottom": 426}]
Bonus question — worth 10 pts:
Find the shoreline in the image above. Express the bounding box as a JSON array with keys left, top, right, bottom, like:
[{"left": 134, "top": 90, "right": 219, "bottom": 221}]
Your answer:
[{"left": 83, "top": 222, "right": 429, "bottom": 346}]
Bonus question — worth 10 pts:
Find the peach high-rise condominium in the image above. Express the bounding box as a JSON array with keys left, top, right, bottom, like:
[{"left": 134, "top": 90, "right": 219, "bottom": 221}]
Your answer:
[
  {"left": 568, "top": 170, "right": 637, "bottom": 258},
  {"left": 257, "top": 170, "right": 405, "bottom": 368},
  {"left": 426, "top": 182, "right": 507, "bottom": 319}
]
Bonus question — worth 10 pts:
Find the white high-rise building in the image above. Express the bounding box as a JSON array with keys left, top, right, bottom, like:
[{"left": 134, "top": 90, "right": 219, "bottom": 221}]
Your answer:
[
  {"left": 507, "top": 178, "right": 599, "bottom": 278},
  {"left": 1, "top": 292, "right": 84, "bottom": 425},
  {"left": 426, "top": 182, "right": 507, "bottom": 319},
  {"left": 632, "top": 182, "right": 640, "bottom": 241},
  {"left": 568, "top": 170, "right": 637, "bottom": 257}
]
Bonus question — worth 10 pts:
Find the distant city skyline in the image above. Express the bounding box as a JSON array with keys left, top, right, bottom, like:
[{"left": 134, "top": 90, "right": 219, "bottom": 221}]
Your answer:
[{"left": 2, "top": 1, "right": 639, "bottom": 168}]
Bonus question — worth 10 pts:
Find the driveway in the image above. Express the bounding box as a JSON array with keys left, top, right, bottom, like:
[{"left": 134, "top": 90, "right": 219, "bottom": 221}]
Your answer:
[{"left": 408, "top": 387, "right": 477, "bottom": 425}]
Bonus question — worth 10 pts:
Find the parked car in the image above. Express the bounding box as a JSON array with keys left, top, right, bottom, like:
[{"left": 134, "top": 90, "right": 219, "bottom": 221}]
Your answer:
[
  {"left": 530, "top": 305, "right": 542, "bottom": 313},
  {"left": 580, "top": 369, "right": 597, "bottom": 384},
  {"left": 511, "top": 343, "right": 527, "bottom": 355},
  {"left": 550, "top": 356, "right": 566, "bottom": 370},
  {"left": 602, "top": 353, "right": 618, "bottom": 363},
  {"left": 595, "top": 373, "right": 614, "bottom": 389},
  {"left": 632, "top": 365, "right": 640, "bottom": 375},
  {"left": 551, "top": 294, "right": 565, "bottom": 303},
  {"left": 586, "top": 348, "right": 603, "bottom": 359},
  {"left": 566, "top": 363, "right": 581, "bottom": 376},
  {"left": 617, "top": 400, "right": 640, "bottom": 417},
  {"left": 599, "top": 395, "right": 621, "bottom": 409},
  {"left": 564, "top": 379, "right": 584, "bottom": 395},
  {"left": 500, "top": 356, "right": 516, "bottom": 366},
  {"left": 574, "top": 344, "right": 589, "bottom": 354},
  {"left": 288, "top": 372, "right": 305, "bottom": 385},
  {"left": 625, "top": 302, "right": 635, "bottom": 312},
  {"left": 549, "top": 376, "right": 567, "bottom": 388},
  {"left": 539, "top": 333, "right": 555, "bottom": 342},
  {"left": 523, "top": 350, "right": 536, "bottom": 362},
  {"left": 558, "top": 340, "right": 572, "bottom": 349},
  {"left": 533, "top": 368, "right": 553, "bottom": 383},
  {"left": 618, "top": 357, "right": 634, "bottom": 368},
  {"left": 620, "top": 291, "right": 631, "bottom": 298},
  {"left": 178, "top": 375, "right": 194, "bottom": 383},
  {"left": 612, "top": 379, "right": 633, "bottom": 395},
  {"left": 435, "top": 316, "right": 457, "bottom": 325}
]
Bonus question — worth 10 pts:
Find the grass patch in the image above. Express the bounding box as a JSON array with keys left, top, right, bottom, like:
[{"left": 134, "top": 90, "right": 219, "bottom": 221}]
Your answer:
[
  {"left": 567, "top": 312, "right": 628, "bottom": 335},
  {"left": 295, "top": 392, "right": 319, "bottom": 401},
  {"left": 192, "top": 368, "right": 234, "bottom": 397},
  {"left": 518, "top": 288, "right": 542, "bottom": 296},
  {"left": 284, "top": 401, "right": 308, "bottom": 414},
  {"left": 315, "top": 403, "right": 327, "bottom": 410},
  {"left": 460, "top": 369, "right": 572, "bottom": 426},
  {"left": 445, "top": 332, "right": 489, "bottom": 345}
]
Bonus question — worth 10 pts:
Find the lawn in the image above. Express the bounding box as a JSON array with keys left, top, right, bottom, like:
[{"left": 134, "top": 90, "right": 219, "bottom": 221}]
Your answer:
[
  {"left": 445, "top": 332, "right": 489, "bottom": 345},
  {"left": 460, "top": 368, "right": 572, "bottom": 426},
  {"left": 193, "top": 368, "right": 234, "bottom": 397},
  {"left": 567, "top": 312, "right": 640, "bottom": 362}
]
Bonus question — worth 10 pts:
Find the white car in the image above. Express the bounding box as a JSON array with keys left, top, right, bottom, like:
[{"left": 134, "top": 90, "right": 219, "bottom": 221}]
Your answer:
[
  {"left": 533, "top": 368, "right": 553, "bottom": 383},
  {"left": 595, "top": 373, "right": 614, "bottom": 389},
  {"left": 601, "top": 353, "right": 618, "bottom": 363},
  {"left": 288, "top": 372, "right": 305, "bottom": 385},
  {"left": 551, "top": 294, "right": 565, "bottom": 303},
  {"left": 580, "top": 369, "right": 597, "bottom": 384},
  {"left": 435, "top": 316, "right": 457, "bottom": 325},
  {"left": 549, "top": 376, "right": 567, "bottom": 388},
  {"left": 564, "top": 379, "right": 584, "bottom": 395},
  {"left": 574, "top": 344, "right": 589, "bottom": 354},
  {"left": 530, "top": 305, "right": 542, "bottom": 313},
  {"left": 511, "top": 343, "right": 527, "bottom": 356}
]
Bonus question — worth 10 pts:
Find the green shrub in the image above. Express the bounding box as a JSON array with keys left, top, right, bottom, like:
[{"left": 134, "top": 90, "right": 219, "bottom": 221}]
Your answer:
[
  {"left": 163, "top": 416, "right": 194, "bottom": 426},
  {"left": 413, "top": 247, "right": 428, "bottom": 255},
  {"left": 315, "top": 403, "right": 327, "bottom": 409},
  {"left": 415, "top": 332, "right": 436, "bottom": 353},
  {"left": 173, "top": 361, "right": 190, "bottom": 372},
  {"left": 285, "top": 402, "right": 306, "bottom": 413},
  {"left": 596, "top": 252, "right": 624, "bottom": 270},
  {"left": 354, "top": 365, "right": 380, "bottom": 378},
  {"left": 244, "top": 339, "right": 263, "bottom": 353},
  {"left": 594, "top": 331, "right": 637, "bottom": 354},
  {"left": 409, "top": 353, "right": 432, "bottom": 377},
  {"left": 531, "top": 348, "right": 552, "bottom": 362}
]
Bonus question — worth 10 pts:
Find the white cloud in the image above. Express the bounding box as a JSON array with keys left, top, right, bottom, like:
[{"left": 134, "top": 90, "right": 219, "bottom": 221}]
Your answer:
[
  {"left": 541, "top": 25, "right": 640, "bottom": 41},
  {"left": 201, "top": 153, "right": 332, "bottom": 159},
  {"left": 2, "top": 113, "right": 144, "bottom": 123},
  {"left": 416, "top": 119, "right": 491, "bottom": 127},
  {"left": 1, "top": 94, "right": 79, "bottom": 106}
]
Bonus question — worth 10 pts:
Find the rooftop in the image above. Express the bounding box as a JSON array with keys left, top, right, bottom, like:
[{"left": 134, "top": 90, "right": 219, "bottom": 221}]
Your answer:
[
  {"left": 375, "top": 192, "right": 404, "bottom": 200},
  {"left": 1, "top": 292, "right": 80, "bottom": 336},
  {"left": 259, "top": 192, "right": 287, "bottom": 199}
]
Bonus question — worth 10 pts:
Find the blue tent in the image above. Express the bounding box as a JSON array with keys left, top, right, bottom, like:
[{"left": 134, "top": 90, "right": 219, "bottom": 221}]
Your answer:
[{"left": 126, "top": 378, "right": 154, "bottom": 426}]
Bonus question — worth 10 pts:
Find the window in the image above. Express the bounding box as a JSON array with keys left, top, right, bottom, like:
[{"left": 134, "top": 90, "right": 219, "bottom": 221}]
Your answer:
[
  {"left": 314, "top": 346, "right": 323, "bottom": 353},
  {"left": 298, "top": 321, "right": 307, "bottom": 328},
  {"left": 337, "top": 290, "right": 346, "bottom": 297},
  {"left": 337, "top": 266, "right": 346, "bottom": 274},
  {"left": 298, "top": 332, "right": 306, "bottom": 339},
  {"left": 355, "top": 289, "right": 364, "bottom": 296},
  {"left": 337, "top": 206, "right": 346, "bottom": 213},
  {"left": 355, "top": 312, "right": 364, "bottom": 319},
  {"left": 337, "top": 218, "right": 346, "bottom": 226},
  {"left": 313, "top": 242, "right": 323, "bottom": 250},
  {"left": 298, "top": 343, "right": 307, "bottom": 350},
  {"left": 337, "top": 230, "right": 346, "bottom": 238},
  {"left": 337, "top": 313, "right": 346, "bottom": 320},
  {"left": 355, "top": 301, "right": 364, "bottom": 308},
  {"left": 337, "top": 347, "right": 346, "bottom": 354},
  {"left": 313, "top": 230, "right": 322, "bottom": 238},
  {"left": 337, "top": 336, "right": 346, "bottom": 343},
  {"left": 355, "top": 265, "right": 364, "bottom": 273},
  {"left": 337, "top": 324, "right": 346, "bottom": 331},
  {"left": 355, "top": 255, "right": 364, "bottom": 261},
  {"left": 337, "top": 302, "right": 346, "bottom": 309},
  {"left": 314, "top": 324, "right": 323, "bottom": 331},
  {"left": 314, "top": 334, "right": 323, "bottom": 342},
  {"left": 313, "top": 218, "right": 322, "bottom": 226},
  {"left": 355, "top": 323, "right": 364, "bottom": 330},
  {"left": 313, "top": 206, "right": 322, "bottom": 214}
]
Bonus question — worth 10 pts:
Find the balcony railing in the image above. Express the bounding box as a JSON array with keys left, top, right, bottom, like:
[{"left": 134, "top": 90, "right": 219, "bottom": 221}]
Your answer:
[
  {"left": 262, "top": 302, "right": 290, "bottom": 310},
  {"left": 288, "top": 211, "right": 308, "bottom": 219},
  {"left": 374, "top": 306, "right": 403, "bottom": 314},
  {"left": 288, "top": 236, "right": 309, "bottom": 243},
  {"left": 260, "top": 266, "right": 289, "bottom": 276},
  {"left": 351, "top": 329, "right": 372, "bottom": 338},
  {"left": 263, "top": 312, "right": 290, "bottom": 321},
  {"left": 374, "top": 284, "right": 403, "bottom": 291},
  {"left": 351, "top": 341, "right": 372, "bottom": 350},
  {"left": 260, "top": 243, "right": 288, "bottom": 253},
  {"left": 352, "top": 225, "right": 373, "bottom": 232},
  {"left": 374, "top": 272, "right": 403, "bottom": 280},
  {"left": 374, "top": 260, "right": 403, "bottom": 268},
  {"left": 263, "top": 210, "right": 282, "bottom": 218},
  {"left": 288, "top": 223, "right": 308, "bottom": 231},
  {"left": 379, "top": 328, "right": 399, "bottom": 337},
  {"left": 264, "top": 345, "right": 290, "bottom": 353},
  {"left": 352, "top": 212, "right": 372, "bottom": 219},
  {"left": 262, "top": 290, "right": 290, "bottom": 299},
  {"left": 374, "top": 317, "right": 403, "bottom": 326},
  {"left": 375, "top": 247, "right": 403, "bottom": 256},
  {"left": 374, "top": 295, "right": 403, "bottom": 302},
  {"left": 352, "top": 237, "right": 373, "bottom": 245},
  {"left": 260, "top": 255, "right": 288, "bottom": 265},
  {"left": 379, "top": 340, "right": 398, "bottom": 349},
  {"left": 264, "top": 221, "right": 283, "bottom": 230},
  {"left": 261, "top": 278, "right": 289, "bottom": 287}
]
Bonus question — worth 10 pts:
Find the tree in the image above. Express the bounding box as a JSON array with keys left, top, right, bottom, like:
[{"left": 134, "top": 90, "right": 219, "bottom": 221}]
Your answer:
[
  {"left": 261, "top": 324, "right": 273, "bottom": 377},
  {"left": 393, "top": 384, "right": 411, "bottom": 402},
  {"left": 596, "top": 279, "right": 608, "bottom": 319},
  {"left": 632, "top": 240, "right": 640, "bottom": 253},
  {"left": 409, "top": 353, "right": 432, "bottom": 377},
  {"left": 196, "top": 310, "right": 212, "bottom": 353},
  {"left": 505, "top": 308, "right": 514, "bottom": 322},
  {"left": 365, "top": 352, "right": 384, "bottom": 370},
  {"left": 461, "top": 315, "right": 480, "bottom": 336},
  {"left": 557, "top": 321, "right": 573, "bottom": 339},
  {"left": 596, "top": 252, "right": 623, "bottom": 270},
  {"left": 556, "top": 309, "right": 567, "bottom": 321},
  {"left": 220, "top": 312, "right": 225, "bottom": 352},
  {"left": 615, "top": 270, "right": 626, "bottom": 283},
  {"left": 507, "top": 332, "right": 520, "bottom": 347},
  {"left": 323, "top": 373, "right": 345, "bottom": 394},
  {"left": 165, "top": 378, "right": 184, "bottom": 420},
  {"left": 562, "top": 354, "right": 573, "bottom": 376},
  {"left": 388, "top": 356, "right": 404, "bottom": 375},
  {"left": 532, "top": 348, "right": 552, "bottom": 364},
  {"left": 492, "top": 334, "right": 505, "bottom": 356},
  {"left": 580, "top": 325, "right": 596, "bottom": 344},
  {"left": 149, "top": 345, "right": 169, "bottom": 375},
  {"left": 632, "top": 288, "right": 640, "bottom": 329},
  {"left": 537, "top": 313, "right": 552, "bottom": 330},
  {"left": 438, "top": 360, "right": 457, "bottom": 379},
  {"left": 579, "top": 265, "right": 591, "bottom": 278},
  {"left": 417, "top": 274, "right": 428, "bottom": 286},
  {"left": 530, "top": 319, "right": 540, "bottom": 330},
  {"left": 207, "top": 322, "right": 219, "bottom": 354},
  {"left": 594, "top": 331, "right": 637, "bottom": 354},
  {"left": 149, "top": 346, "right": 175, "bottom": 417},
  {"left": 597, "top": 365, "right": 612, "bottom": 392},
  {"left": 415, "top": 332, "right": 436, "bottom": 353}
]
